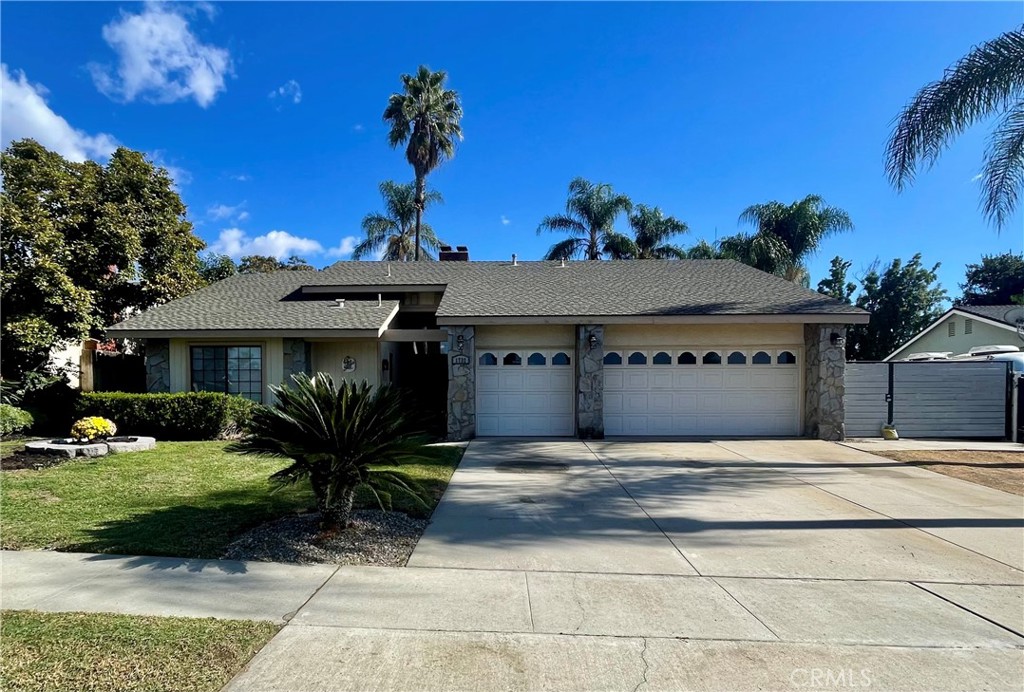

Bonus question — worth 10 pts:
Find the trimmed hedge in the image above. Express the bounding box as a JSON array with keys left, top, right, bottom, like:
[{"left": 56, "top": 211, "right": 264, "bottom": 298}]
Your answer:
[
  {"left": 76, "top": 392, "right": 255, "bottom": 441},
  {"left": 0, "top": 404, "right": 34, "bottom": 437}
]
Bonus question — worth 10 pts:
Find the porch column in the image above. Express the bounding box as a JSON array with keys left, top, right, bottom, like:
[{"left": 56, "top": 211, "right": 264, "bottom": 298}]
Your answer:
[
  {"left": 446, "top": 326, "right": 475, "bottom": 441},
  {"left": 804, "top": 324, "right": 847, "bottom": 440},
  {"left": 144, "top": 338, "right": 170, "bottom": 393},
  {"left": 576, "top": 324, "right": 604, "bottom": 439}
]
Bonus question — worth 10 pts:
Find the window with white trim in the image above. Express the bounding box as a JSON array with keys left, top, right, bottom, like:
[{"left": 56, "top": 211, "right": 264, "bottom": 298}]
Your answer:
[{"left": 190, "top": 346, "right": 262, "bottom": 402}]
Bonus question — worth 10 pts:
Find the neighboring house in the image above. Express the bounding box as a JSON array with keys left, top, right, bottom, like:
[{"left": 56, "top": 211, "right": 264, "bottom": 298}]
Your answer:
[
  {"left": 885, "top": 305, "right": 1024, "bottom": 362},
  {"left": 106, "top": 258, "right": 868, "bottom": 440}
]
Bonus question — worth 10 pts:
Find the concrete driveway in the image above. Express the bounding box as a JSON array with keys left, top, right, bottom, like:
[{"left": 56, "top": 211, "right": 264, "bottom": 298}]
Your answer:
[{"left": 230, "top": 439, "right": 1024, "bottom": 691}]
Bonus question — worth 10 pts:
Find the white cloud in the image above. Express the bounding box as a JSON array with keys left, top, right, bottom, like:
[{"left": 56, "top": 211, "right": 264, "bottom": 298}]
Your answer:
[
  {"left": 229, "top": 173, "right": 250, "bottom": 182},
  {"left": 207, "top": 201, "right": 247, "bottom": 222},
  {"left": 326, "top": 236, "right": 360, "bottom": 258},
  {"left": 1, "top": 64, "right": 118, "bottom": 162},
  {"left": 269, "top": 79, "right": 302, "bottom": 105},
  {"left": 209, "top": 228, "right": 323, "bottom": 260},
  {"left": 971, "top": 173, "right": 984, "bottom": 182},
  {"left": 501, "top": 215, "right": 511, "bottom": 226},
  {"left": 89, "top": 2, "right": 232, "bottom": 108},
  {"left": 352, "top": 123, "right": 365, "bottom": 133}
]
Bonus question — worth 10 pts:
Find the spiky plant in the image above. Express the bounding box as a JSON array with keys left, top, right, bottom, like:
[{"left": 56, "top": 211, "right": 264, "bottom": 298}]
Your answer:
[
  {"left": 383, "top": 66, "right": 463, "bottom": 261},
  {"left": 353, "top": 181, "right": 444, "bottom": 261},
  {"left": 537, "top": 178, "right": 633, "bottom": 260},
  {"left": 887, "top": 27, "right": 1024, "bottom": 228},
  {"left": 227, "top": 373, "right": 436, "bottom": 532}
]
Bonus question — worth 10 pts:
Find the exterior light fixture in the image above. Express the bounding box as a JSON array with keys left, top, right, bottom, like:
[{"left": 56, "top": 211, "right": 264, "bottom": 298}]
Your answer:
[
  {"left": 456, "top": 334, "right": 465, "bottom": 352},
  {"left": 830, "top": 332, "right": 845, "bottom": 348},
  {"left": 588, "top": 333, "right": 598, "bottom": 349}
]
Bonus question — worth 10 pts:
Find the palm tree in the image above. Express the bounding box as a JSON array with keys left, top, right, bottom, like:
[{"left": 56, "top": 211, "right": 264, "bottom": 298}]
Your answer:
[
  {"left": 227, "top": 373, "right": 436, "bottom": 532},
  {"left": 353, "top": 181, "right": 444, "bottom": 261},
  {"left": 722, "top": 195, "right": 853, "bottom": 280},
  {"left": 537, "top": 178, "right": 632, "bottom": 260},
  {"left": 886, "top": 27, "right": 1024, "bottom": 228},
  {"left": 382, "top": 66, "right": 463, "bottom": 261},
  {"left": 605, "top": 205, "right": 689, "bottom": 259}
]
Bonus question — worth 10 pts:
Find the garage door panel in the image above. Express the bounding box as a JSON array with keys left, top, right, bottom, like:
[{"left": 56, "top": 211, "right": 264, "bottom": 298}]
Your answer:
[
  {"left": 604, "top": 345, "right": 799, "bottom": 436},
  {"left": 476, "top": 348, "right": 574, "bottom": 437}
]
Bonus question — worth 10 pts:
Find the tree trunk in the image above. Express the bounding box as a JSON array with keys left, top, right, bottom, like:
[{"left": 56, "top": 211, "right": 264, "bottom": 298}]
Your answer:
[
  {"left": 414, "top": 174, "right": 426, "bottom": 261},
  {"left": 310, "top": 474, "right": 356, "bottom": 533}
]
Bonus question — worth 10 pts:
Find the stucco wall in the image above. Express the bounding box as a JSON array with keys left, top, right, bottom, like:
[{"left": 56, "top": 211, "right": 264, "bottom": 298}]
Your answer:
[
  {"left": 311, "top": 340, "right": 380, "bottom": 388},
  {"left": 169, "top": 338, "right": 283, "bottom": 401},
  {"left": 888, "top": 316, "right": 1015, "bottom": 360},
  {"left": 475, "top": 325, "right": 574, "bottom": 348},
  {"left": 604, "top": 323, "right": 803, "bottom": 347}
]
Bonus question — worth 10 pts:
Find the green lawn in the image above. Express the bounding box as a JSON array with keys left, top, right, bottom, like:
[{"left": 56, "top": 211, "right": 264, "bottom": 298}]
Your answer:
[
  {"left": 1, "top": 441, "right": 464, "bottom": 559},
  {"left": 0, "top": 610, "right": 277, "bottom": 692}
]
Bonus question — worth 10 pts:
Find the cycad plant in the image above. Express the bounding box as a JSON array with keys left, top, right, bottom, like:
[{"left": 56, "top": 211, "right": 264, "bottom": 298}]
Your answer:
[{"left": 228, "top": 373, "right": 436, "bottom": 532}]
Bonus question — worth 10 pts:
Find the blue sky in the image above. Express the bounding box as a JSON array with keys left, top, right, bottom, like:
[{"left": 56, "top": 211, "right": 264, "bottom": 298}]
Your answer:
[{"left": 3, "top": 2, "right": 1022, "bottom": 300}]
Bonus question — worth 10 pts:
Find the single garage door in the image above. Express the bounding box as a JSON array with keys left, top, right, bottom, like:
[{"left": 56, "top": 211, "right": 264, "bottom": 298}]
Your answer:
[
  {"left": 603, "top": 347, "right": 800, "bottom": 436},
  {"left": 476, "top": 349, "right": 575, "bottom": 436}
]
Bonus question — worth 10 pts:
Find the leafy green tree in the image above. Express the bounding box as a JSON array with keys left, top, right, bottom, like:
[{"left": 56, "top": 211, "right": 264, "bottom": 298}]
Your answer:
[
  {"left": 720, "top": 195, "right": 854, "bottom": 281},
  {"left": 605, "top": 205, "right": 689, "bottom": 259},
  {"left": 238, "top": 255, "right": 284, "bottom": 274},
  {"left": 199, "top": 253, "right": 237, "bottom": 284},
  {"left": 353, "top": 181, "right": 444, "bottom": 261},
  {"left": 285, "top": 255, "right": 316, "bottom": 271},
  {"left": 816, "top": 256, "right": 857, "bottom": 304},
  {"left": 0, "top": 139, "right": 204, "bottom": 378},
  {"left": 684, "top": 239, "right": 723, "bottom": 259},
  {"left": 228, "top": 374, "right": 437, "bottom": 531},
  {"left": 886, "top": 27, "right": 1024, "bottom": 228},
  {"left": 383, "top": 66, "right": 463, "bottom": 261},
  {"left": 846, "top": 254, "right": 948, "bottom": 361},
  {"left": 538, "top": 178, "right": 633, "bottom": 260},
  {"left": 957, "top": 251, "right": 1024, "bottom": 305}
]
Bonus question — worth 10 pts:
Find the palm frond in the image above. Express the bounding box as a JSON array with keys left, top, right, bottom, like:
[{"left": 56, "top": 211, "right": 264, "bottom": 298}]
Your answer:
[
  {"left": 981, "top": 100, "right": 1024, "bottom": 228},
  {"left": 602, "top": 232, "right": 637, "bottom": 259},
  {"left": 887, "top": 28, "right": 1024, "bottom": 193},
  {"left": 543, "top": 237, "right": 585, "bottom": 261}
]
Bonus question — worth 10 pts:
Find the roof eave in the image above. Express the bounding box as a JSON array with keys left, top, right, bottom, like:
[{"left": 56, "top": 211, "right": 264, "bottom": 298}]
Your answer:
[{"left": 435, "top": 313, "right": 870, "bottom": 326}]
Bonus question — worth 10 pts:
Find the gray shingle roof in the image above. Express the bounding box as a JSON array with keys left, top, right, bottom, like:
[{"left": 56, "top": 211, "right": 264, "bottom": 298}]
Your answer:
[
  {"left": 107, "top": 271, "right": 399, "bottom": 334},
  {"left": 955, "top": 304, "right": 1022, "bottom": 326},
  {"left": 107, "top": 260, "right": 867, "bottom": 334}
]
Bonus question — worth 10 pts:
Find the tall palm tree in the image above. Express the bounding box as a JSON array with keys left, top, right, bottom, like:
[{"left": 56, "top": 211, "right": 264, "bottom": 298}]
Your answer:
[
  {"left": 228, "top": 374, "right": 437, "bottom": 532},
  {"left": 886, "top": 27, "right": 1024, "bottom": 229},
  {"left": 605, "top": 205, "right": 689, "bottom": 259},
  {"left": 537, "top": 178, "right": 632, "bottom": 260},
  {"left": 382, "top": 66, "right": 463, "bottom": 261},
  {"left": 353, "top": 181, "right": 444, "bottom": 261},
  {"left": 723, "top": 195, "right": 853, "bottom": 280}
]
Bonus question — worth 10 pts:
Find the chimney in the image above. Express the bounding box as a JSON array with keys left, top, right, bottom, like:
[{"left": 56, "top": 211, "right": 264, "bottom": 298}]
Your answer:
[{"left": 439, "top": 245, "right": 469, "bottom": 261}]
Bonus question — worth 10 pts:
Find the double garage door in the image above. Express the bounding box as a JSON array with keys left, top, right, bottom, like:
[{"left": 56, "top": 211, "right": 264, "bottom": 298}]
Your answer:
[
  {"left": 475, "top": 342, "right": 801, "bottom": 437},
  {"left": 604, "top": 347, "right": 801, "bottom": 436}
]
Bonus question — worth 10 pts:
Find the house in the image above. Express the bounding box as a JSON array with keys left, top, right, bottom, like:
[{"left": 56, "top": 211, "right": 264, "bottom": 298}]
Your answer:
[
  {"left": 884, "top": 305, "right": 1024, "bottom": 362},
  {"left": 106, "top": 257, "right": 869, "bottom": 441}
]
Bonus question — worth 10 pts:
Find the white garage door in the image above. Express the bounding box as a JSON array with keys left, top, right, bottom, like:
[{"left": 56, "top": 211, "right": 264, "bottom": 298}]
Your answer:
[
  {"left": 603, "top": 347, "right": 801, "bottom": 436},
  {"left": 476, "top": 349, "right": 574, "bottom": 436}
]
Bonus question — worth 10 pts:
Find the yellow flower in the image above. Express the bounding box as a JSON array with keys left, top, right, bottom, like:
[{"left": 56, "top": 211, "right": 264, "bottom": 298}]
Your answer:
[{"left": 70, "top": 416, "right": 117, "bottom": 441}]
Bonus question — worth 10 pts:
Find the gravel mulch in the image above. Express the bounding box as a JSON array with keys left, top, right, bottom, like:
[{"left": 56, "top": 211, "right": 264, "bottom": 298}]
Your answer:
[{"left": 221, "top": 510, "right": 429, "bottom": 566}]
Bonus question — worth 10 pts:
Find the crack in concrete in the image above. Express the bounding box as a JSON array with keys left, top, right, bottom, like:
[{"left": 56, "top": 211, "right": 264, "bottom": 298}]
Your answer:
[
  {"left": 631, "top": 636, "right": 650, "bottom": 692},
  {"left": 571, "top": 572, "right": 587, "bottom": 632}
]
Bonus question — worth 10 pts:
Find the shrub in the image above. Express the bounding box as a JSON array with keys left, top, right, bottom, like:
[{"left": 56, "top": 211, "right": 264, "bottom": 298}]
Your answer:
[
  {"left": 70, "top": 416, "right": 117, "bottom": 441},
  {"left": 76, "top": 392, "right": 255, "bottom": 441},
  {"left": 0, "top": 404, "right": 34, "bottom": 437},
  {"left": 21, "top": 376, "right": 80, "bottom": 436}
]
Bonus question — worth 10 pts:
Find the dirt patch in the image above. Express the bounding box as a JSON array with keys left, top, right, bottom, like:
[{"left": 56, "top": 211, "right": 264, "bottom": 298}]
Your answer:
[
  {"left": 0, "top": 453, "right": 73, "bottom": 472},
  {"left": 875, "top": 450, "right": 1024, "bottom": 496}
]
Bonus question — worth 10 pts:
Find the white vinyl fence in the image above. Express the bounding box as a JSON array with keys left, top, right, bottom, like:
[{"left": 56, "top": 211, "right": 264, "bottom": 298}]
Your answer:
[{"left": 845, "top": 361, "right": 1010, "bottom": 438}]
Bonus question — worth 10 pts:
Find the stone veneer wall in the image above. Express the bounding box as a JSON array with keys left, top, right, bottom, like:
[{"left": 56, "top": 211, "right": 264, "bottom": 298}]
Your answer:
[
  {"left": 576, "top": 325, "right": 605, "bottom": 439},
  {"left": 282, "top": 338, "right": 312, "bottom": 382},
  {"left": 144, "top": 338, "right": 171, "bottom": 393},
  {"left": 446, "top": 326, "right": 476, "bottom": 441},
  {"left": 804, "top": 324, "right": 847, "bottom": 441}
]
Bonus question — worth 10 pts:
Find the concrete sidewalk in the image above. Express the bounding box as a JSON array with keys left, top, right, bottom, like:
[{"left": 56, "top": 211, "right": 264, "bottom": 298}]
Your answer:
[
  {"left": 1, "top": 550, "right": 337, "bottom": 622},
  {"left": 843, "top": 438, "right": 1023, "bottom": 452}
]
